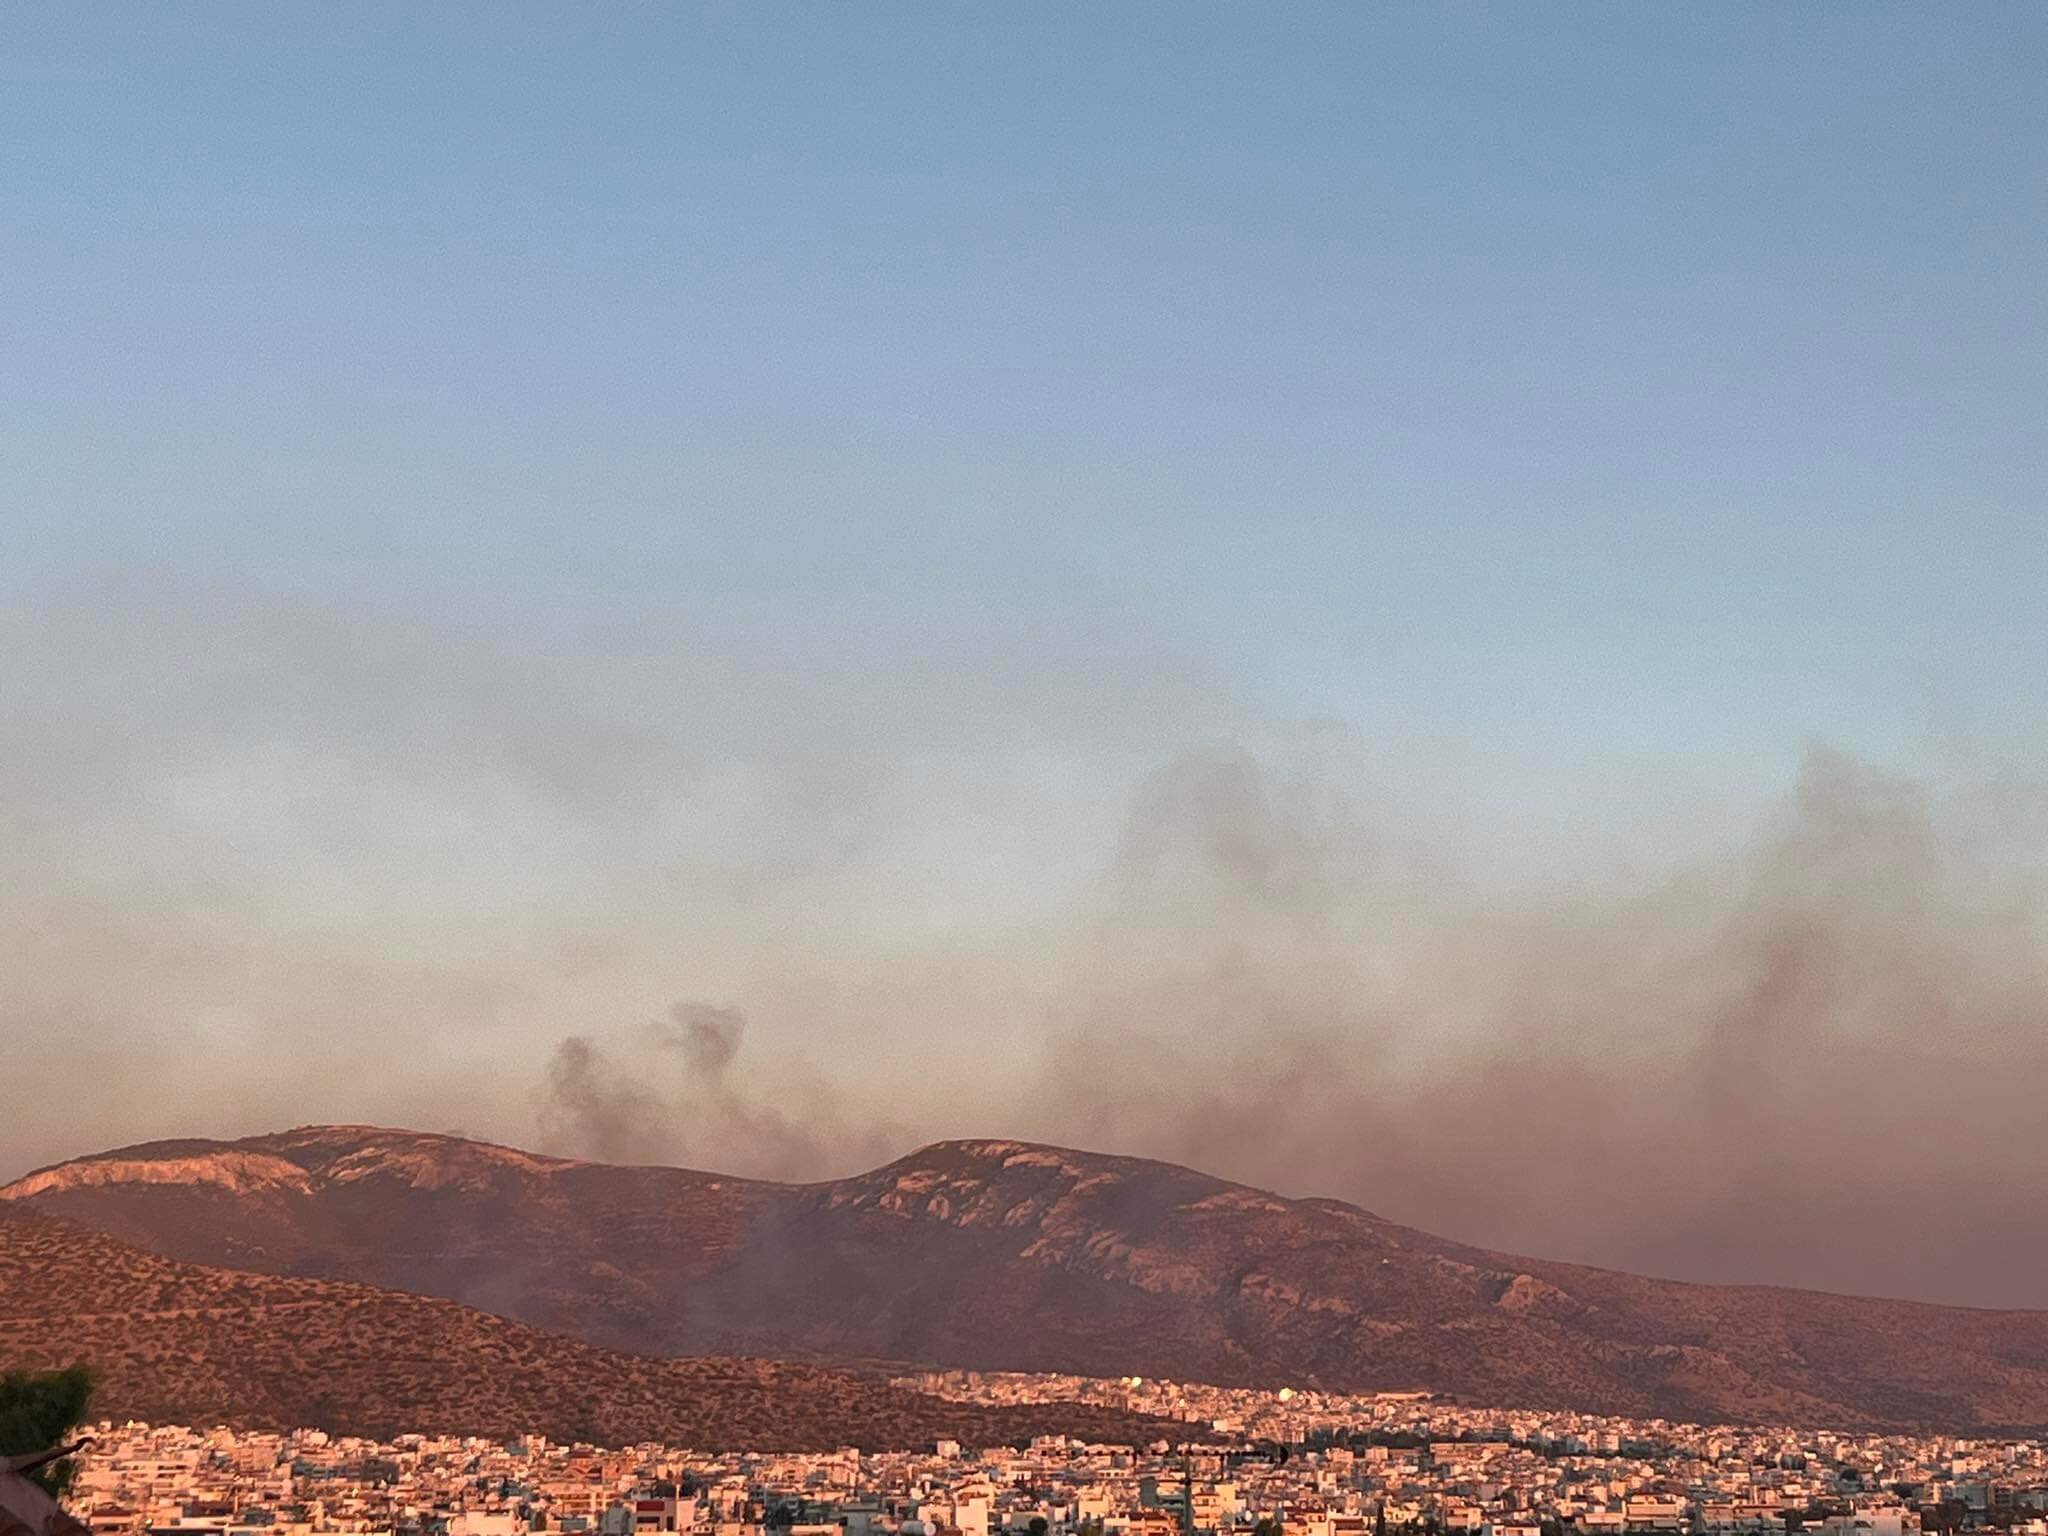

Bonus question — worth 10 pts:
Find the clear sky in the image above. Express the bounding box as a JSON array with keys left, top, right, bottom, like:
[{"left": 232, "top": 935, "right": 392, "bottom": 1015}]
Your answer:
[{"left": 5, "top": 6, "right": 2048, "bottom": 1305}]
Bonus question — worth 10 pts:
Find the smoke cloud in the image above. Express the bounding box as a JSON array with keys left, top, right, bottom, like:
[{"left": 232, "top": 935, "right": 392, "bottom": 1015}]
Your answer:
[
  {"left": 521, "top": 742, "right": 2048, "bottom": 1308},
  {"left": 661, "top": 1003, "right": 745, "bottom": 1076},
  {"left": 1030, "top": 746, "right": 2048, "bottom": 1304},
  {"left": 537, "top": 1002, "right": 903, "bottom": 1180},
  {"left": 7, "top": 580, "right": 2048, "bottom": 1308}
]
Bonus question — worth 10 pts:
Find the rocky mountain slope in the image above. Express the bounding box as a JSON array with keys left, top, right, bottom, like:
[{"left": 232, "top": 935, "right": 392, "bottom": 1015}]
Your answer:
[
  {"left": 13, "top": 1127, "right": 2048, "bottom": 1431},
  {"left": 0, "top": 1203, "right": 1188, "bottom": 1449}
]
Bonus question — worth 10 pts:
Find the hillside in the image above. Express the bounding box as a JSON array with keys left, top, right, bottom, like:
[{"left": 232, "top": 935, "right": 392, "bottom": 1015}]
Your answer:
[
  {"left": 13, "top": 1127, "right": 2048, "bottom": 1431},
  {"left": 0, "top": 1204, "right": 1189, "bottom": 1449}
]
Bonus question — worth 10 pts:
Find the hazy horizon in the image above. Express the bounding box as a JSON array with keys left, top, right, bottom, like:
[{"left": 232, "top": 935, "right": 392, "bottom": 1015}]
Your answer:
[{"left": 7, "top": 6, "right": 2048, "bottom": 1309}]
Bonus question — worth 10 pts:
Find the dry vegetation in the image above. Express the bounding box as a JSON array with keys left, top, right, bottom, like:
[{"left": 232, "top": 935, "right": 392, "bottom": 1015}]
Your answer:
[{"left": 0, "top": 1207, "right": 1187, "bottom": 1450}]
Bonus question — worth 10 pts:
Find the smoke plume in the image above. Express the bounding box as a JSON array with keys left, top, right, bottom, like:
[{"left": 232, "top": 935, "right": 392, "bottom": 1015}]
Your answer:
[
  {"left": 538, "top": 1002, "right": 902, "bottom": 1179},
  {"left": 660, "top": 1003, "right": 745, "bottom": 1075},
  {"left": 1027, "top": 746, "right": 2048, "bottom": 1303}
]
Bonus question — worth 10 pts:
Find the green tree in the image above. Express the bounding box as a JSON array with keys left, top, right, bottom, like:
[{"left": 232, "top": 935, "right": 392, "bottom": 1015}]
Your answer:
[{"left": 0, "top": 1364, "right": 95, "bottom": 1497}]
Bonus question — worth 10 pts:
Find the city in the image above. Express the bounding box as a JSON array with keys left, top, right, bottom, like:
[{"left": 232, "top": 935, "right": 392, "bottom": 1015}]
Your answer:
[{"left": 58, "top": 1378, "right": 2048, "bottom": 1536}]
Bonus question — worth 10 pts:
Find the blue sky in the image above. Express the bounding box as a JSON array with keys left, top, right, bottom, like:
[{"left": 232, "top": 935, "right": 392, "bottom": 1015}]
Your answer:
[
  {"left": 10, "top": 5, "right": 2043, "bottom": 749},
  {"left": 5, "top": 6, "right": 2048, "bottom": 1300}
]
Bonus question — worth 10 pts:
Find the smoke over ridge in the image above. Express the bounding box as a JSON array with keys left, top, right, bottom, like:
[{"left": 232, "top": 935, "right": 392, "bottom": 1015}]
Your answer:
[
  {"left": 1033, "top": 744, "right": 2048, "bottom": 1302},
  {"left": 517, "top": 743, "right": 2048, "bottom": 1307},
  {"left": 7, "top": 587, "right": 2048, "bottom": 1307},
  {"left": 538, "top": 1002, "right": 902, "bottom": 1178}
]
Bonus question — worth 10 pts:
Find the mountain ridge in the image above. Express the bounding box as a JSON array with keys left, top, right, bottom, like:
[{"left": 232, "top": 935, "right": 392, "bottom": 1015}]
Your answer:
[{"left": 10, "top": 1126, "right": 2048, "bottom": 1432}]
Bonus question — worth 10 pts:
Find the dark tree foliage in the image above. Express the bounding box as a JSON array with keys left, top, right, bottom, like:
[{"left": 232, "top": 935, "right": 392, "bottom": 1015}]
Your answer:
[{"left": 0, "top": 1364, "right": 96, "bottom": 1497}]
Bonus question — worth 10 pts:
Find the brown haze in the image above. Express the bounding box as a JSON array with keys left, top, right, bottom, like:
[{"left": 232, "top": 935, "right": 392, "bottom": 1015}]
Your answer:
[
  {"left": 1025, "top": 745, "right": 2048, "bottom": 1303},
  {"left": 7, "top": 583, "right": 2048, "bottom": 1307},
  {"left": 517, "top": 743, "right": 2048, "bottom": 1307}
]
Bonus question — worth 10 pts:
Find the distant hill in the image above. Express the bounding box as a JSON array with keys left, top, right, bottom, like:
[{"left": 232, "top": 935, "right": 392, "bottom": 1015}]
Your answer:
[
  {"left": 0, "top": 1203, "right": 1188, "bottom": 1449},
  {"left": 13, "top": 1125, "right": 2048, "bottom": 1431}
]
